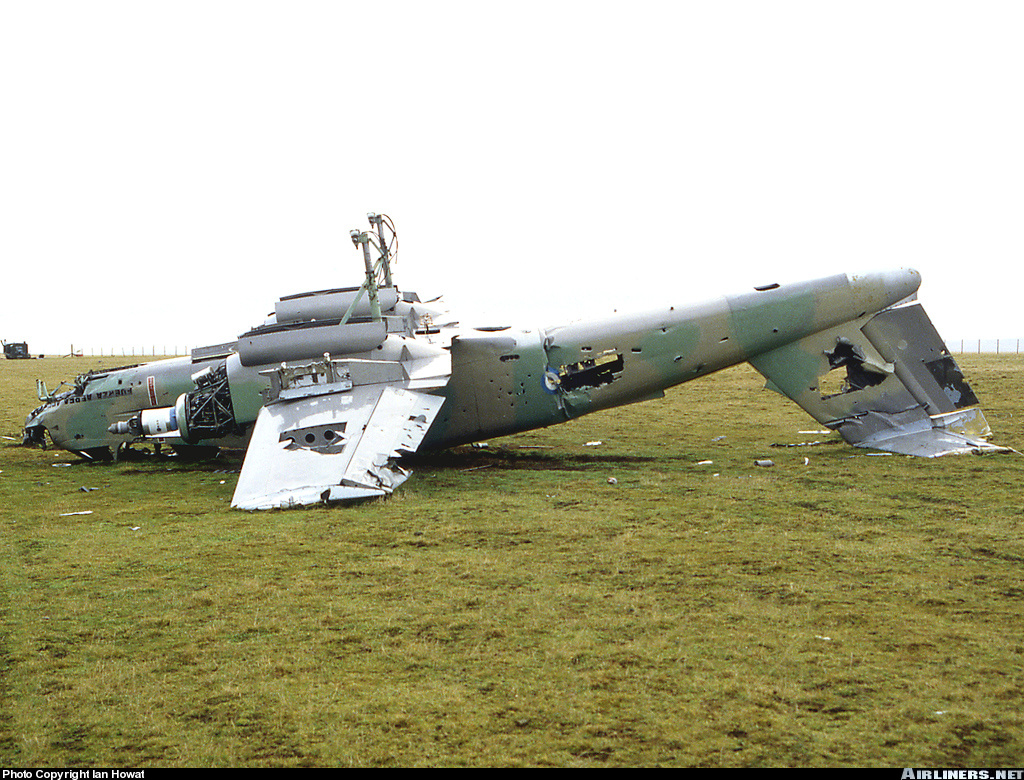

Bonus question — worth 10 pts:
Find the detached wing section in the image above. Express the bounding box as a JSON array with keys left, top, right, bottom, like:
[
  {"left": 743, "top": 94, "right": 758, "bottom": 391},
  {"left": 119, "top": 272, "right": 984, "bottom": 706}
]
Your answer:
[
  {"left": 232, "top": 357, "right": 448, "bottom": 510},
  {"left": 748, "top": 303, "right": 1008, "bottom": 457}
]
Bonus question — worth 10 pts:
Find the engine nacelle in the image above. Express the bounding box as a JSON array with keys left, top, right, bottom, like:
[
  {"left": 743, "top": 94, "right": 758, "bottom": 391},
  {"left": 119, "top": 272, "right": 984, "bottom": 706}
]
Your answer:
[
  {"left": 139, "top": 403, "right": 183, "bottom": 436},
  {"left": 274, "top": 285, "right": 400, "bottom": 324},
  {"left": 237, "top": 319, "right": 388, "bottom": 368},
  {"left": 108, "top": 361, "right": 237, "bottom": 444}
]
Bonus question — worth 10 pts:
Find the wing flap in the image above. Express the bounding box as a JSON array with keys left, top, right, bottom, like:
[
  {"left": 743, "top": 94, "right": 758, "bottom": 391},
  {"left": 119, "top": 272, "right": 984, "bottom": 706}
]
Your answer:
[
  {"left": 748, "top": 303, "right": 1008, "bottom": 457},
  {"left": 231, "top": 357, "right": 448, "bottom": 510}
]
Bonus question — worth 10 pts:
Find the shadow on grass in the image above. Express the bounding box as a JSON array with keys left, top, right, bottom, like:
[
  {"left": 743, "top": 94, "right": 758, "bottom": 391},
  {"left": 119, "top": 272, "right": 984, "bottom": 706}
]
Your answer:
[
  {"left": 62, "top": 440, "right": 680, "bottom": 478},
  {"left": 404, "top": 445, "right": 670, "bottom": 474}
]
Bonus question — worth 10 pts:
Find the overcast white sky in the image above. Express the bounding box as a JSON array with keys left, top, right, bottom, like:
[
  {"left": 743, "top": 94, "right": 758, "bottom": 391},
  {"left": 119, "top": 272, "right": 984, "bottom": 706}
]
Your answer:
[{"left": 3, "top": 1, "right": 1022, "bottom": 355}]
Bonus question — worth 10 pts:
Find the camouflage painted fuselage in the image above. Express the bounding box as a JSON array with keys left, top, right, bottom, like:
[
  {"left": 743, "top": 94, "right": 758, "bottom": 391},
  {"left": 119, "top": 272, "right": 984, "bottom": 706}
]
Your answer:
[
  {"left": 421, "top": 269, "right": 920, "bottom": 447},
  {"left": 24, "top": 269, "right": 922, "bottom": 458}
]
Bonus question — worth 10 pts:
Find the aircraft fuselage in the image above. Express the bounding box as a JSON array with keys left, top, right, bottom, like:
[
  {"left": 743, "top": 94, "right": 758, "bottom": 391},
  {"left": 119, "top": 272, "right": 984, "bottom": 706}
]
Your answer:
[{"left": 24, "top": 269, "right": 920, "bottom": 459}]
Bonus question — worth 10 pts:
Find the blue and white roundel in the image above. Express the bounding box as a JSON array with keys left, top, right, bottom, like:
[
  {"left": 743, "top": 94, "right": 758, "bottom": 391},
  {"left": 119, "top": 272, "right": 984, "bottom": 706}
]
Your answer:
[{"left": 542, "top": 366, "right": 561, "bottom": 394}]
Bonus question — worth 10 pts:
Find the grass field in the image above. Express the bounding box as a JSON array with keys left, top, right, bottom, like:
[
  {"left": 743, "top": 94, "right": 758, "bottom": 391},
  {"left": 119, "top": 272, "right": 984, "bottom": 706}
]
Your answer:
[{"left": 1, "top": 354, "right": 1022, "bottom": 767}]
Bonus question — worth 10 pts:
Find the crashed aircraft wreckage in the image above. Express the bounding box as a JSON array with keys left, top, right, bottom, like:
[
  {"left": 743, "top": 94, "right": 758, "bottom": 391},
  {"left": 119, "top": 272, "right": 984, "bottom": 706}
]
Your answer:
[{"left": 24, "top": 213, "right": 1008, "bottom": 509}]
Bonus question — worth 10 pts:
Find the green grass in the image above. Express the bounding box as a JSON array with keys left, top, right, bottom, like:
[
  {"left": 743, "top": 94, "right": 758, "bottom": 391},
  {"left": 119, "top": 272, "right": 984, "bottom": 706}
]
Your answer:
[{"left": 1, "top": 355, "right": 1023, "bottom": 766}]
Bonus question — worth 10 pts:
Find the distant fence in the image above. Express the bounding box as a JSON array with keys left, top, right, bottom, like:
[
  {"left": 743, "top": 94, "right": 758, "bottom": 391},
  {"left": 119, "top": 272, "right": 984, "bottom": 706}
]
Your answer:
[
  {"left": 65, "top": 346, "right": 190, "bottom": 358},
  {"left": 949, "top": 339, "right": 1023, "bottom": 354}
]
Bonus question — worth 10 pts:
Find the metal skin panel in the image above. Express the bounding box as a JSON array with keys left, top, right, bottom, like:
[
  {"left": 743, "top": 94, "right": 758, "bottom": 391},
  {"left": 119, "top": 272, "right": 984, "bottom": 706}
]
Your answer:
[
  {"left": 861, "top": 303, "right": 978, "bottom": 414},
  {"left": 748, "top": 302, "right": 1004, "bottom": 456},
  {"left": 224, "top": 353, "right": 272, "bottom": 428},
  {"left": 23, "top": 268, "right": 931, "bottom": 456},
  {"left": 23, "top": 263, "right": 1009, "bottom": 507},
  {"left": 422, "top": 330, "right": 559, "bottom": 447},
  {"left": 231, "top": 383, "right": 445, "bottom": 510},
  {"left": 748, "top": 317, "right": 921, "bottom": 424},
  {"left": 418, "top": 270, "right": 923, "bottom": 449},
  {"left": 237, "top": 319, "right": 388, "bottom": 368},
  {"left": 24, "top": 355, "right": 219, "bottom": 454},
  {"left": 275, "top": 286, "right": 400, "bottom": 324}
]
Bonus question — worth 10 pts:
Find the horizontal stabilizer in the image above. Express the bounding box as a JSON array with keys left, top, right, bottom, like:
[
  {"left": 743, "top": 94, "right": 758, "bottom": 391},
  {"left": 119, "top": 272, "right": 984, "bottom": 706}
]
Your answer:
[{"left": 748, "top": 303, "right": 1008, "bottom": 457}]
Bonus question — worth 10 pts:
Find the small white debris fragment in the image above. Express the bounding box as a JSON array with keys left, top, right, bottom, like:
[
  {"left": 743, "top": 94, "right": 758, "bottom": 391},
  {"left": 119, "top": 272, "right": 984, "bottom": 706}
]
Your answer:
[
  {"left": 803, "top": 457, "right": 810, "bottom": 466},
  {"left": 219, "top": 480, "right": 226, "bottom": 485},
  {"left": 471, "top": 442, "right": 489, "bottom": 449},
  {"left": 696, "top": 460, "right": 713, "bottom": 466},
  {"left": 52, "top": 463, "right": 72, "bottom": 468},
  {"left": 711, "top": 435, "right": 726, "bottom": 442},
  {"left": 771, "top": 440, "right": 823, "bottom": 448},
  {"left": 800, "top": 430, "right": 831, "bottom": 435},
  {"left": 79, "top": 486, "right": 99, "bottom": 492},
  {"left": 607, "top": 477, "right": 618, "bottom": 485},
  {"left": 584, "top": 441, "right": 602, "bottom": 447},
  {"left": 753, "top": 459, "right": 775, "bottom": 467},
  {"left": 59, "top": 511, "right": 93, "bottom": 516},
  {"left": 130, "top": 526, "right": 142, "bottom": 531},
  {"left": 815, "top": 635, "right": 832, "bottom": 641}
]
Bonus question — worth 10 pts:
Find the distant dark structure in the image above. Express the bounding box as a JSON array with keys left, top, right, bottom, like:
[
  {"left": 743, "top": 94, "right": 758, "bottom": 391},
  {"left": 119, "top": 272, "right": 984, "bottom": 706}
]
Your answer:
[{"left": 3, "top": 341, "right": 31, "bottom": 359}]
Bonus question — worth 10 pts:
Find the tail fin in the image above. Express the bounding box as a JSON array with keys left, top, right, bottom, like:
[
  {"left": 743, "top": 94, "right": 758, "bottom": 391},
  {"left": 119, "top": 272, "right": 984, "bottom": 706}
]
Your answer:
[{"left": 748, "top": 302, "right": 1010, "bottom": 456}]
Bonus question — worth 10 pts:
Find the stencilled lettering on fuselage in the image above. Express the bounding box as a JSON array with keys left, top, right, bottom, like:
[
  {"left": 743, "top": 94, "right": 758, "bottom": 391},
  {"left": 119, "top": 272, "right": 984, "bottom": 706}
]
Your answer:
[{"left": 59, "top": 388, "right": 133, "bottom": 405}]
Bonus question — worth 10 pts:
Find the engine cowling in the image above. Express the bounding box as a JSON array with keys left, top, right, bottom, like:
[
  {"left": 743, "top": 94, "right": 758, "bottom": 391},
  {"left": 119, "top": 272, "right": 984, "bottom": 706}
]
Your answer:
[{"left": 108, "top": 361, "right": 237, "bottom": 444}]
